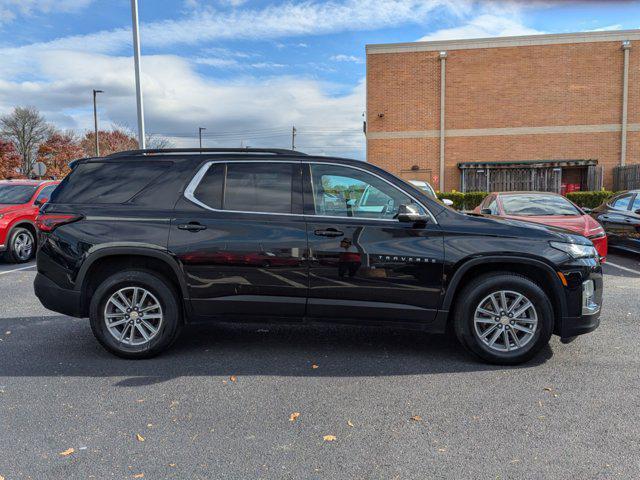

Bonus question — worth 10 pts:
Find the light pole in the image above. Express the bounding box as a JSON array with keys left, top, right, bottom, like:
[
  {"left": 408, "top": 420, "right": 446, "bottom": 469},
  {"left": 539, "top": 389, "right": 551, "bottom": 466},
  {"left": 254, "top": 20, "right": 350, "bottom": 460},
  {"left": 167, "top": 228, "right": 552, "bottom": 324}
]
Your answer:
[
  {"left": 199, "top": 127, "right": 206, "bottom": 149},
  {"left": 131, "top": 0, "right": 146, "bottom": 149},
  {"left": 92, "top": 89, "right": 104, "bottom": 156}
]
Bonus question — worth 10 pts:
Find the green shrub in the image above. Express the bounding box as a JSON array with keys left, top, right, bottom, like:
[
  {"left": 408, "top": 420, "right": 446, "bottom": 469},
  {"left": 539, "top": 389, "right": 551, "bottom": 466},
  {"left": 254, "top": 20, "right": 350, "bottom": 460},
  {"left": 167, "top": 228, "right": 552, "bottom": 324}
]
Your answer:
[
  {"left": 437, "top": 191, "right": 487, "bottom": 210},
  {"left": 462, "top": 191, "right": 488, "bottom": 210},
  {"left": 437, "top": 191, "right": 466, "bottom": 210},
  {"left": 566, "top": 191, "right": 614, "bottom": 209}
]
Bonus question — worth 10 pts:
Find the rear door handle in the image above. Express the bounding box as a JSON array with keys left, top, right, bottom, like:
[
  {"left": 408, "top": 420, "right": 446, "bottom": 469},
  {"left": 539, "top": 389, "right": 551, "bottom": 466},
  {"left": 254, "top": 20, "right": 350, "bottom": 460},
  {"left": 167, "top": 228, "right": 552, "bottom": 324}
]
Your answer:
[
  {"left": 178, "top": 222, "right": 207, "bottom": 232},
  {"left": 314, "top": 228, "right": 344, "bottom": 238}
]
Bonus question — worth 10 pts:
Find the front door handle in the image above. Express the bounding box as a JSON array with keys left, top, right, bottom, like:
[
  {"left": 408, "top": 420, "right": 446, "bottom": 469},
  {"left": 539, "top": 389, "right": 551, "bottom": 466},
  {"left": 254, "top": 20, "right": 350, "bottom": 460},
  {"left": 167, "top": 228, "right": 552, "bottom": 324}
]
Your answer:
[
  {"left": 314, "top": 228, "right": 344, "bottom": 238},
  {"left": 178, "top": 222, "right": 207, "bottom": 232}
]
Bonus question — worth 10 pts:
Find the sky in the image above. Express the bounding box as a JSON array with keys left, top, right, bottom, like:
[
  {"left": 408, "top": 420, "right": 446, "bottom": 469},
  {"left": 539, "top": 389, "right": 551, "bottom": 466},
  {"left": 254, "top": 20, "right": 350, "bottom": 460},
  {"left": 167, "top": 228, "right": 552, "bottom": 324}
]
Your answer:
[{"left": 0, "top": 0, "right": 639, "bottom": 159}]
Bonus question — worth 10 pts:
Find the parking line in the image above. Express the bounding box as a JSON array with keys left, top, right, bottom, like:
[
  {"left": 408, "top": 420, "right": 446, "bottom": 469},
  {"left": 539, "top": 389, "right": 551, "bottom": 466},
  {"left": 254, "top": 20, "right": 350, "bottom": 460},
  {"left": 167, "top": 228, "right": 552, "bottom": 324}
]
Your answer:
[
  {"left": 605, "top": 261, "right": 640, "bottom": 275},
  {"left": 0, "top": 265, "right": 36, "bottom": 276},
  {"left": 257, "top": 269, "right": 307, "bottom": 288}
]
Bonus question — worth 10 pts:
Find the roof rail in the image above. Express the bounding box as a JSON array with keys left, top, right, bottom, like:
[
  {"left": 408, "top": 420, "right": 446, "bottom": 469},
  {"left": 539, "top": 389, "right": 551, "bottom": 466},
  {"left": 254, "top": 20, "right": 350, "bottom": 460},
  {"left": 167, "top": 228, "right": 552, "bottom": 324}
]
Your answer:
[{"left": 106, "top": 147, "right": 307, "bottom": 158}]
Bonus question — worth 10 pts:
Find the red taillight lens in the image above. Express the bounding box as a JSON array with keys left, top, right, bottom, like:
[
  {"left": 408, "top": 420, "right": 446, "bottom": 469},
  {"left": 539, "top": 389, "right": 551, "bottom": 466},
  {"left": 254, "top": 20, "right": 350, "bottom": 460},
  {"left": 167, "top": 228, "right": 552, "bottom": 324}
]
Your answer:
[{"left": 35, "top": 214, "right": 83, "bottom": 232}]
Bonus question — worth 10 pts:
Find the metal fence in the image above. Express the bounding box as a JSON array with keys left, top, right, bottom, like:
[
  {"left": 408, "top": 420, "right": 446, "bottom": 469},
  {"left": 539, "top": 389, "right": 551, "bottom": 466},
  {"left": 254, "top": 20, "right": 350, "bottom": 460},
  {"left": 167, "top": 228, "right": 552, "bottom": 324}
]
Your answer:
[{"left": 613, "top": 164, "right": 640, "bottom": 191}]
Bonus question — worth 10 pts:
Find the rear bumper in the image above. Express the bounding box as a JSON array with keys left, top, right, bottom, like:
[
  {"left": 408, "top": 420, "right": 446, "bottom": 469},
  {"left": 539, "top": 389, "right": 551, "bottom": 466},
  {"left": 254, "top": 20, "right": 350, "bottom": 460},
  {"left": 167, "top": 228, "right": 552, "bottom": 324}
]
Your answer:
[{"left": 34, "top": 272, "right": 83, "bottom": 318}]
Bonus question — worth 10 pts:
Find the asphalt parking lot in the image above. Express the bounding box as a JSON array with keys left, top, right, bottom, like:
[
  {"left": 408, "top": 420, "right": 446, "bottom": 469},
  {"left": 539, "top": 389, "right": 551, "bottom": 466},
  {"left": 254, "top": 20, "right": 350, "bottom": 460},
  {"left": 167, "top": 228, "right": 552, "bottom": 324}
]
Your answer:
[{"left": 1, "top": 252, "right": 639, "bottom": 479}]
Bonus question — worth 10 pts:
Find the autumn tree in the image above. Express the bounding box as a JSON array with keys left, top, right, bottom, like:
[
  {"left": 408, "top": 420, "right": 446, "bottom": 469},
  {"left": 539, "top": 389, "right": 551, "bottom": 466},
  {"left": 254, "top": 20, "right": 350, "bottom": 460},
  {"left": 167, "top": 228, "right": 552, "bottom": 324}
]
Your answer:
[
  {"left": 0, "top": 139, "right": 22, "bottom": 179},
  {"left": 0, "top": 106, "right": 53, "bottom": 175},
  {"left": 80, "top": 126, "right": 139, "bottom": 157},
  {"left": 37, "top": 132, "right": 84, "bottom": 179}
]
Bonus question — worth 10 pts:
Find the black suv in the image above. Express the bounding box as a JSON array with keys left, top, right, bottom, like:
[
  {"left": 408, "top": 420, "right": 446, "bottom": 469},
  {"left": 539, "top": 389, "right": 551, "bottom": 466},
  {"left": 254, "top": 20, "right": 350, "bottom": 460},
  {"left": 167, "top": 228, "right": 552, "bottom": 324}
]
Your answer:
[{"left": 34, "top": 148, "right": 602, "bottom": 364}]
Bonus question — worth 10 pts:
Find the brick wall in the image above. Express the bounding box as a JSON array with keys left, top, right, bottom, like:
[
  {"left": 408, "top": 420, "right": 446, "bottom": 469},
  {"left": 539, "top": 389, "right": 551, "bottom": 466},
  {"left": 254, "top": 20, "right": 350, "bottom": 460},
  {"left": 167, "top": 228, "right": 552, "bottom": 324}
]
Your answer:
[{"left": 367, "top": 35, "right": 640, "bottom": 191}]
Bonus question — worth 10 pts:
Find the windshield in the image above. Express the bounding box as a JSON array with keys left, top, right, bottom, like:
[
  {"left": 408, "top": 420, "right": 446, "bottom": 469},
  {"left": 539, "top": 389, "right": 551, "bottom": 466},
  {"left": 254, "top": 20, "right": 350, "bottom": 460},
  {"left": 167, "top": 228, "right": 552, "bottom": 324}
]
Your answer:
[
  {"left": 501, "top": 194, "right": 581, "bottom": 216},
  {"left": 0, "top": 185, "right": 37, "bottom": 205}
]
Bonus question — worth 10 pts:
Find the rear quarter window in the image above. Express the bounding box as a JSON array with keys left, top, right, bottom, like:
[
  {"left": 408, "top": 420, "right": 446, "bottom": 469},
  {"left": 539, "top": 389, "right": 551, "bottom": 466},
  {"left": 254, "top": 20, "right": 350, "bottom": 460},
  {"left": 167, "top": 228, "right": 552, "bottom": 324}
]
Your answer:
[{"left": 51, "top": 161, "right": 172, "bottom": 204}]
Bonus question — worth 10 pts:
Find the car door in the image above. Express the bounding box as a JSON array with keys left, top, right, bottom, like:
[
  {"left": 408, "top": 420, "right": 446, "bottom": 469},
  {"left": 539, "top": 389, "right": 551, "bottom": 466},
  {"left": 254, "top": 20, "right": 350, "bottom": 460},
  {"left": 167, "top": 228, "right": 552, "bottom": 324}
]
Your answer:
[
  {"left": 169, "top": 160, "right": 308, "bottom": 319},
  {"left": 303, "top": 161, "right": 444, "bottom": 325},
  {"left": 622, "top": 193, "right": 640, "bottom": 251},
  {"left": 598, "top": 193, "right": 635, "bottom": 245}
]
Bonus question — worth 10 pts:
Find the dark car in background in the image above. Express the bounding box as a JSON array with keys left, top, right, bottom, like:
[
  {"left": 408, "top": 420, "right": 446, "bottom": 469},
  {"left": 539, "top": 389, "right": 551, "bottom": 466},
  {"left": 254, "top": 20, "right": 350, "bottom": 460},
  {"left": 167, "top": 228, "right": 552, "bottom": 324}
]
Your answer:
[
  {"left": 0, "top": 180, "right": 60, "bottom": 263},
  {"left": 34, "top": 148, "right": 602, "bottom": 365},
  {"left": 590, "top": 190, "right": 640, "bottom": 254},
  {"left": 475, "top": 192, "right": 608, "bottom": 261}
]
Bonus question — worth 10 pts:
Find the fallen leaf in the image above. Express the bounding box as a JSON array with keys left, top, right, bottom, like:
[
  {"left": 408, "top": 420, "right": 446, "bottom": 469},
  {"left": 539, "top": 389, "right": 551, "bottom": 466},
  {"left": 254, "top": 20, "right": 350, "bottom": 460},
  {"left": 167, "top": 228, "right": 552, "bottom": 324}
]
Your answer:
[
  {"left": 347, "top": 420, "right": 354, "bottom": 427},
  {"left": 136, "top": 434, "right": 145, "bottom": 442},
  {"left": 437, "top": 448, "right": 447, "bottom": 452},
  {"left": 59, "top": 448, "right": 75, "bottom": 456},
  {"left": 543, "top": 387, "right": 552, "bottom": 392},
  {"left": 147, "top": 423, "right": 153, "bottom": 428},
  {"left": 168, "top": 463, "right": 177, "bottom": 468},
  {"left": 311, "top": 364, "right": 319, "bottom": 369},
  {"left": 538, "top": 400, "right": 543, "bottom": 407},
  {"left": 230, "top": 375, "right": 237, "bottom": 383},
  {"left": 136, "top": 399, "right": 144, "bottom": 403},
  {"left": 133, "top": 474, "right": 144, "bottom": 479},
  {"left": 323, "top": 435, "right": 336, "bottom": 442},
  {"left": 0, "top": 474, "right": 4, "bottom": 480},
  {"left": 4, "top": 331, "right": 10, "bottom": 335},
  {"left": 289, "top": 412, "right": 300, "bottom": 422},
  {"left": 410, "top": 415, "right": 423, "bottom": 422}
]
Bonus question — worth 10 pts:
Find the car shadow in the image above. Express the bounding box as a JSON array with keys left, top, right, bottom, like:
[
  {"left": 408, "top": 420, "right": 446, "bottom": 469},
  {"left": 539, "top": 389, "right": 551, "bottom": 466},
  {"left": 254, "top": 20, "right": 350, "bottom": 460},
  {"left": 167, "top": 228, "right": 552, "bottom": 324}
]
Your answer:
[{"left": 0, "top": 316, "right": 553, "bottom": 386}]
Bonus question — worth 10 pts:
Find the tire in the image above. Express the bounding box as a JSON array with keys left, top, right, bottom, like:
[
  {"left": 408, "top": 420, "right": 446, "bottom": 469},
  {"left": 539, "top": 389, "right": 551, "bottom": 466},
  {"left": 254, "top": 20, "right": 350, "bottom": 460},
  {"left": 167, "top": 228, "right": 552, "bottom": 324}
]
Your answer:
[
  {"left": 453, "top": 273, "right": 553, "bottom": 365},
  {"left": 89, "top": 270, "right": 183, "bottom": 359},
  {"left": 3, "top": 227, "right": 36, "bottom": 263}
]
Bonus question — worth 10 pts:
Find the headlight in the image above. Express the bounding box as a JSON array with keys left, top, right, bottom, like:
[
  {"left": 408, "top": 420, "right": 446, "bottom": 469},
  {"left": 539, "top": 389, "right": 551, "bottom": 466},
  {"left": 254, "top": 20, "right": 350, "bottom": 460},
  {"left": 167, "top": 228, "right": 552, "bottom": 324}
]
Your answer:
[{"left": 550, "top": 241, "right": 597, "bottom": 259}]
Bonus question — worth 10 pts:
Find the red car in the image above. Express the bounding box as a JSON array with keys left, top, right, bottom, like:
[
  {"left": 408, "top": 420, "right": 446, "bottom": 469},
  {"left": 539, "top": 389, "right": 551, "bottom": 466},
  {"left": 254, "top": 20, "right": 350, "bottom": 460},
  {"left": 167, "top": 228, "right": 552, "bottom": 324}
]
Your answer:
[
  {"left": 475, "top": 191, "right": 608, "bottom": 261},
  {"left": 0, "top": 180, "right": 60, "bottom": 263}
]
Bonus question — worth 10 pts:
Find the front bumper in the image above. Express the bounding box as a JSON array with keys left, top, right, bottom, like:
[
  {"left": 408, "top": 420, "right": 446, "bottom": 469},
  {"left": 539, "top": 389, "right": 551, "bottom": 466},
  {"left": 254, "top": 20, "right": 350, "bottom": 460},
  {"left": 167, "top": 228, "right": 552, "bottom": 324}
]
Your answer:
[
  {"left": 558, "top": 268, "right": 603, "bottom": 339},
  {"left": 34, "top": 272, "right": 83, "bottom": 318}
]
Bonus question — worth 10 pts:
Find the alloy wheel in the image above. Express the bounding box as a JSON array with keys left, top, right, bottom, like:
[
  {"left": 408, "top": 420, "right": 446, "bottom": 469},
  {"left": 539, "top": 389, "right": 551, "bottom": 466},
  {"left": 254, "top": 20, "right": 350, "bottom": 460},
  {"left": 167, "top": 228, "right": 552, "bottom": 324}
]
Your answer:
[
  {"left": 104, "top": 287, "right": 163, "bottom": 346},
  {"left": 473, "top": 290, "right": 538, "bottom": 353},
  {"left": 14, "top": 232, "right": 34, "bottom": 261}
]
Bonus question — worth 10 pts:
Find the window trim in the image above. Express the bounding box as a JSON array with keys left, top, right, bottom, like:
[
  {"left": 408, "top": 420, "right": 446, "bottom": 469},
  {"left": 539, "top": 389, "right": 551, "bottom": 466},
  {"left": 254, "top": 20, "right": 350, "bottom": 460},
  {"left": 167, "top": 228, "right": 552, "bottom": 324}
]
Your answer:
[
  {"left": 608, "top": 193, "right": 634, "bottom": 211},
  {"left": 184, "top": 160, "right": 436, "bottom": 224}
]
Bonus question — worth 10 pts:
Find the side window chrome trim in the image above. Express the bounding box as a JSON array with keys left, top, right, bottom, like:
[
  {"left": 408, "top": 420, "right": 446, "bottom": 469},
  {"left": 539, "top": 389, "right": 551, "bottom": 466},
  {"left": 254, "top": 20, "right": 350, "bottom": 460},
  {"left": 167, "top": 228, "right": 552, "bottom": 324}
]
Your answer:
[{"left": 183, "top": 159, "right": 437, "bottom": 224}]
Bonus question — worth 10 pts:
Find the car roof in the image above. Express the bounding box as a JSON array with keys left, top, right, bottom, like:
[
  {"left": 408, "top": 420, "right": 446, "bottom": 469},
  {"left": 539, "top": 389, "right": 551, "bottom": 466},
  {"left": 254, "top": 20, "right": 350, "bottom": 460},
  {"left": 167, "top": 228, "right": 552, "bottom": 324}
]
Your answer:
[
  {"left": 492, "top": 191, "right": 562, "bottom": 196},
  {"left": 0, "top": 179, "right": 59, "bottom": 186}
]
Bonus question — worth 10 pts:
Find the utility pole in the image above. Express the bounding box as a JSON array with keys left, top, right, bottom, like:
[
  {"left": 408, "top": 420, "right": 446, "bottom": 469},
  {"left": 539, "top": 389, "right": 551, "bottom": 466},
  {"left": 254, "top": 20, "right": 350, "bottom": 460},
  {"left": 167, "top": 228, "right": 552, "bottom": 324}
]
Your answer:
[
  {"left": 92, "top": 89, "right": 104, "bottom": 156},
  {"left": 130, "top": 0, "right": 146, "bottom": 149},
  {"left": 199, "top": 127, "right": 206, "bottom": 149},
  {"left": 291, "top": 125, "right": 297, "bottom": 150}
]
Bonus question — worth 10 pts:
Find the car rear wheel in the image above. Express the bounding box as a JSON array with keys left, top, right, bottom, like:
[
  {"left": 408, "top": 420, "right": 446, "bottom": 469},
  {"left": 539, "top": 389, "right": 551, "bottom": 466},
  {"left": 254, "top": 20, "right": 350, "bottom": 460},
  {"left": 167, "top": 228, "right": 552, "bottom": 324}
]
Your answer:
[
  {"left": 4, "top": 227, "right": 35, "bottom": 263},
  {"left": 89, "top": 270, "right": 182, "bottom": 359},
  {"left": 453, "top": 273, "right": 553, "bottom": 365}
]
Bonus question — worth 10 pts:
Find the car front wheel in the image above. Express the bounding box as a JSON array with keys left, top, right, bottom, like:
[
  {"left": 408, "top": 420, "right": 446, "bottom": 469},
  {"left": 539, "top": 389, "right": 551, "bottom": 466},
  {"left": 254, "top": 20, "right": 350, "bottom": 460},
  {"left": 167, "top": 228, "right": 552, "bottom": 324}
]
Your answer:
[
  {"left": 4, "top": 227, "right": 35, "bottom": 263},
  {"left": 89, "top": 270, "right": 182, "bottom": 359},
  {"left": 453, "top": 273, "right": 554, "bottom": 365}
]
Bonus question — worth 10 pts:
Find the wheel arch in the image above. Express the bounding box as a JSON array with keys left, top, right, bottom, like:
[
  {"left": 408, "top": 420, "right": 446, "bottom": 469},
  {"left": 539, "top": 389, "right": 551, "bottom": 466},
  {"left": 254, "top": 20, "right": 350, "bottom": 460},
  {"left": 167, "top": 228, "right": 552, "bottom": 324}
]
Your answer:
[
  {"left": 76, "top": 246, "right": 189, "bottom": 317},
  {"left": 443, "top": 256, "right": 568, "bottom": 331}
]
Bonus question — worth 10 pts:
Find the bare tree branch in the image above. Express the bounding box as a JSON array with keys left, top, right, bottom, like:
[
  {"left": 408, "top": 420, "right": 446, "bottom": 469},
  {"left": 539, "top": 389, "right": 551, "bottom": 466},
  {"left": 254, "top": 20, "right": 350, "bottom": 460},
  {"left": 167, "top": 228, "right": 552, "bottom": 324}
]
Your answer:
[{"left": 1, "top": 106, "right": 53, "bottom": 176}]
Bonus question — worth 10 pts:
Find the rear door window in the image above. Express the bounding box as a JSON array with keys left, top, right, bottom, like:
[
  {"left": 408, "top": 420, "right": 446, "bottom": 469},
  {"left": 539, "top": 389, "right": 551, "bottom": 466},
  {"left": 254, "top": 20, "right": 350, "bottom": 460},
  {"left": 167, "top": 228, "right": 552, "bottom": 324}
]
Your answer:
[
  {"left": 52, "top": 161, "right": 172, "bottom": 204},
  {"left": 224, "top": 163, "right": 294, "bottom": 214},
  {"left": 190, "top": 162, "right": 296, "bottom": 214},
  {"left": 610, "top": 194, "right": 633, "bottom": 211}
]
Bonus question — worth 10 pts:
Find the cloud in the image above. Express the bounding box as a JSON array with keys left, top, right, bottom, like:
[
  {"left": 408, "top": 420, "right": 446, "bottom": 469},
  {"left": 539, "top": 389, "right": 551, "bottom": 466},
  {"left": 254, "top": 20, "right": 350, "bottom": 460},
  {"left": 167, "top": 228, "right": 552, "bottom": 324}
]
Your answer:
[
  {"left": 331, "top": 54, "right": 364, "bottom": 64},
  {"left": 0, "top": 51, "right": 366, "bottom": 156},
  {"left": 418, "top": 13, "right": 544, "bottom": 41},
  {"left": 588, "top": 24, "right": 623, "bottom": 32},
  {"left": 0, "top": 0, "right": 93, "bottom": 23}
]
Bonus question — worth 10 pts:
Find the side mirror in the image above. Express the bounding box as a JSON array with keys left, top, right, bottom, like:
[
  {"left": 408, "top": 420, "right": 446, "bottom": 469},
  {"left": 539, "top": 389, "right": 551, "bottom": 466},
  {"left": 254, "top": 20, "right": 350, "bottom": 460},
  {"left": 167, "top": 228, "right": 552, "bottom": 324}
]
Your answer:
[
  {"left": 396, "top": 204, "right": 429, "bottom": 223},
  {"left": 480, "top": 208, "right": 493, "bottom": 215},
  {"left": 442, "top": 198, "right": 454, "bottom": 207},
  {"left": 34, "top": 197, "right": 48, "bottom": 206},
  {"left": 635, "top": 209, "right": 640, "bottom": 215}
]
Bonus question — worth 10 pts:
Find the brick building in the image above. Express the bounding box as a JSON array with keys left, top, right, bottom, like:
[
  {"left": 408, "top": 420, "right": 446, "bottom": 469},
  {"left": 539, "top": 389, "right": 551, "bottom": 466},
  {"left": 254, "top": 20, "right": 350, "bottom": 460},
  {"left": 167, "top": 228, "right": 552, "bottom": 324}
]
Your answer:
[{"left": 366, "top": 30, "right": 640, "bottom": 193}]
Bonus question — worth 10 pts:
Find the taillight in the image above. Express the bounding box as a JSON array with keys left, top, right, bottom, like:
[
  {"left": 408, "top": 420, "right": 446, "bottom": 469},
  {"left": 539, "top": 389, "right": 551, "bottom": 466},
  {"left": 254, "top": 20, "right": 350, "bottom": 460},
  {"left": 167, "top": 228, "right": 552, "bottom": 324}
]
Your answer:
[
  {"left": 589, "top": 233, "right": 608, "bottom": 263},
  {"left": 36, "top": 214, "right": 83, "bottom": 232}
]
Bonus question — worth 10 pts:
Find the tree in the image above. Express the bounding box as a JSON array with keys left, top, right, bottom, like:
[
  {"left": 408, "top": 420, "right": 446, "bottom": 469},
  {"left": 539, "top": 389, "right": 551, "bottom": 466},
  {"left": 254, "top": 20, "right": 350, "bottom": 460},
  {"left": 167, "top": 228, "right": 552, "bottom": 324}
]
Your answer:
[
  {"left": 0, "top": 139, "right": 22, "bottom": 179},
  {"left": 37, "top": 132, "right": 84, "bottom": 179},
  {"left": 80, "top": 126, "right": 138, "bottom": 157},
  {"left": 146, "top": 133, "right": 174, "bottom": 149},
  {"left": 0, "top": 106, "right": 53, "bottom": 176}
]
